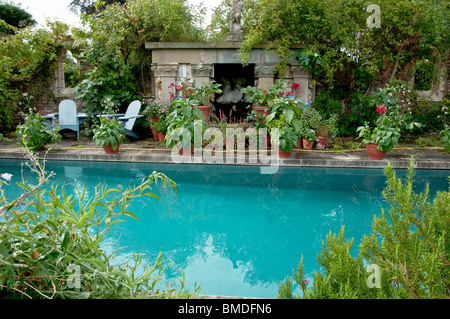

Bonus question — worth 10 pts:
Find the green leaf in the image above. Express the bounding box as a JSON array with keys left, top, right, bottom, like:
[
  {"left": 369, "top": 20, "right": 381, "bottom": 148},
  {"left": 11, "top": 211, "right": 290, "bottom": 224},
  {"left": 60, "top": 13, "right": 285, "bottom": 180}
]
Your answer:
[
  {"left": 0, "top": 244, "right": 9, "bottom": 258},
  {"left": 61, "top": 230, "right": 71, "bottom": 250}
]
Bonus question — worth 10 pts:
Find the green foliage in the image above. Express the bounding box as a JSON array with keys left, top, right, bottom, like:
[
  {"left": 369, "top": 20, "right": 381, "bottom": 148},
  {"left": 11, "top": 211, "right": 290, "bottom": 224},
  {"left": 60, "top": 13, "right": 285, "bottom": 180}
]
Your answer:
[
  {"left": 265, "top": 97, "right": 308, "bottom": 152},
  {"left": 0, "top": 1, "right": 35, "bottom": 35},
  {"left": 0, "top": 148, "right": 199, "bottom": 299},
  {"left": 0, "top": 21, "right": 73, "bottom": 133},
  {"left": 279, "top": 158, "right": 450, "bottom": 299},
  {"left": 295, "top": 48, "right": 322, "bottom": 77},
  {"left": 69, "top": 0, "right": 127, "bottom": 15},
  {"left": 76, "top": 0, "right": 206, "bottom": 111},
  {"left": 240, "top": 0, "right": 448, "bottom": 92},
  {"left": 15, "top": 111, "right": 61, "bottom": 151},
  {"left": 242, "top": 80, "right": 287, "bottom": 106},
  {"left": 413, "top": 58, "right": 436, "bottom": 91},
  {"left": 153, "top": 113, "right": 169, "bottom": 134},
  {"left": 93, "top": 117, "right": 126, "bottom": 151},
  {"left": 191, "top": 81, "right": 223, "bottom": 106},
  {"left": 165, "top": 97, "right": 204, "bottom": 149},
  {"left": 63, "top": 56, "right": 83, "bottom": 88},
  {"left": 357, "top": 116, "right": 401, "bottom": 153},
  {"left": 312, "top": 90, "right": 343, "bottom": 118},
  {"left": 441, "top": 127, "right": 450, "bottom": 153}
]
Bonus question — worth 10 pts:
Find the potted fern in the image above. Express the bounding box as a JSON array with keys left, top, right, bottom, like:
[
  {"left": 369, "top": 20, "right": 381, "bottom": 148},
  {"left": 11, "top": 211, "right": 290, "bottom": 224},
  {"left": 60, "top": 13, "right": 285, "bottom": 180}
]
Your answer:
[{"left": 93, "top": 117, "right": 125, "bottom": 154}]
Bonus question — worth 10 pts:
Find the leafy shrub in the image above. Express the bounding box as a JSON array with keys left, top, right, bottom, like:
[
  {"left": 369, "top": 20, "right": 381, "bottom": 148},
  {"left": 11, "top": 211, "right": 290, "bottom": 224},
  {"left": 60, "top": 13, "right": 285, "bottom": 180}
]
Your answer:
[
  {"left": 0, "top": 147, "right": 199, "bottom": 299},
  {"left": 15, "top": 111, "right": 61, "bottom": 151},
  {"left": 93, "top": 116, "right": 126, "bottom": 151},
  {"left": 312, "top": 90, "right": 343, "bottom": 119},
  {"left": 278, "top": 158, "right": 450, "bottom": 299}
]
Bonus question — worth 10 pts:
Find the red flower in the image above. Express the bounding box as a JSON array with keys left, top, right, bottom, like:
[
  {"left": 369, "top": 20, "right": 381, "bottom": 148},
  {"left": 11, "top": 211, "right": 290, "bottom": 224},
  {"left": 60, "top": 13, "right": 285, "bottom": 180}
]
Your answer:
[
  {"left": 262, "top": 90, "right": 267, "bottom": 93},
  {"left": 291, "top": 83, "right": 299, "bottom": 91},
  {"left": 376, "top": 104, "right": 386, "bottom": 114}
]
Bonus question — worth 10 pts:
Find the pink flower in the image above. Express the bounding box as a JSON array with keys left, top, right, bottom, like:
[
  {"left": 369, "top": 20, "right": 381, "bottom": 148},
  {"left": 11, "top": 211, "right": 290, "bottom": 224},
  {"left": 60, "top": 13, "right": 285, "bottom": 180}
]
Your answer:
[
  {"left": 302, "top": 279, "right": 309, "bottom": 285},
  {"left": 376, "top": 104, "right": 386, "bottom": 114}
]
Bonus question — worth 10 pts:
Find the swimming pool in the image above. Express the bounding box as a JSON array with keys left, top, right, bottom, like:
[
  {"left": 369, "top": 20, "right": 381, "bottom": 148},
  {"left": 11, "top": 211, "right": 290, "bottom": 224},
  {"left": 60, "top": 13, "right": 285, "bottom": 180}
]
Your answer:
[{"left": 1, "top": 159, "right": 448, "bottom": 298}]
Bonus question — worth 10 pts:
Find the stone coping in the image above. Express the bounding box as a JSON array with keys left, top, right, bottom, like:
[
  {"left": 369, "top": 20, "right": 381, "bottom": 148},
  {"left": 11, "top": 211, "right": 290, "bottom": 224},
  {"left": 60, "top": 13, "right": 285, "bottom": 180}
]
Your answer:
[
  {"left": 0, "top": 143, "right": 449, "bottom": 170},
  {"left": 145, "top": 41, "right": 305, "bottom": 50}
]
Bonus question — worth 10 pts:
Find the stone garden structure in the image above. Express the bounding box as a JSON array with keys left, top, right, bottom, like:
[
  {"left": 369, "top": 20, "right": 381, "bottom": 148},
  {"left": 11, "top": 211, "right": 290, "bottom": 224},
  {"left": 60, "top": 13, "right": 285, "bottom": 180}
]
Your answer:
[{"left": 146, "top": 0, "right": 315, "bottom": 118}]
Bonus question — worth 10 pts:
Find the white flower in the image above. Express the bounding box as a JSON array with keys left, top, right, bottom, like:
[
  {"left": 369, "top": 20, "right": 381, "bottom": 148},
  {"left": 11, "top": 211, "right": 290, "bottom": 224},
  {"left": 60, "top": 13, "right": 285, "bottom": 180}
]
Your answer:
[{"left": 1, "top": 173, "right": 12, "bottom": 181}]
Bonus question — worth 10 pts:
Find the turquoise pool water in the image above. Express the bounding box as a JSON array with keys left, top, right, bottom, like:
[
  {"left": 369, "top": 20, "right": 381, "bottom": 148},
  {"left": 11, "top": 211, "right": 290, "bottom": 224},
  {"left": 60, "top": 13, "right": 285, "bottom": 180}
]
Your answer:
[{"left": 1, "top": 159, "right": 449, "bottom": 298}]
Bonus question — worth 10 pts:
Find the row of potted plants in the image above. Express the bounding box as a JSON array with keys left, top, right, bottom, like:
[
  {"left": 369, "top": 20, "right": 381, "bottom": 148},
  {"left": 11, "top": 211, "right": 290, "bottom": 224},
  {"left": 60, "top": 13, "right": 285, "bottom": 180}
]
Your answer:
[
  {"left": 15, "top": 79, "right": 418, "bottom": 160},
  {"left": 145, "top": 80, "right": 340, "bottom": 158}
]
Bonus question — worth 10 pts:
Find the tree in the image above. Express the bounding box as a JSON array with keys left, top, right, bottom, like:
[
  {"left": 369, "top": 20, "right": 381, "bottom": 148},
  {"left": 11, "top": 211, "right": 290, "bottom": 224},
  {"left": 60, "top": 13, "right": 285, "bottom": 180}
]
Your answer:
[
  {"left": 69, "top": 0, "right": 127, "bottom": 15},
  {"left": 0, "top": 21, "right": 74, "bottom": 134},
  {"left": 75, "top": 0, "right": 206, "bottom": 111},
  {"left": 237, "top": 0, "right": 449, "bottom": 94},
  {"left": 0, "top": 1, "right": 35, "bottom": 35},
  {"left": 278, "top": 158, "right": 450, "bottom": 299}
]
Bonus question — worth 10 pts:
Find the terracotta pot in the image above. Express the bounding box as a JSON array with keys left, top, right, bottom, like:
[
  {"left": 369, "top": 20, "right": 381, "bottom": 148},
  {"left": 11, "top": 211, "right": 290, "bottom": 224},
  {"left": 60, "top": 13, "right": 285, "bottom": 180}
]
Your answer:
[
  {"left": 302, "top": 138, "right": 314, "bottom": 150},
  {"left": 178, "top": 148, "right": 193, "bottom": 156},
  {"left": 194, "top": 105, "right": 212, "bottom": 122},
  {"left": 316, "top": 136, "right": 328, "bottom": 150},
  {"left": 273, "top": 145, "right": 292, "bottom": 158},
  {"left": 366, "top": 143, "right": 386, "bottom": 160},
  {"left": 103, "top": 143, "right": 120, "bottom": 154},
  {"left": 152, "top": 117, "right": 159, "bottom": 123},
  {"left": 157, "top": 132, "right": 166, "bottom": 141},
  {"left": 150, "top": 127, "right": 157, "bottom": 139},
  {"left": 252, "top": 106, "right": 270, "bottom": 121},
  {"left": 297, "top": 138, "right": 303, "bottom": 148}
]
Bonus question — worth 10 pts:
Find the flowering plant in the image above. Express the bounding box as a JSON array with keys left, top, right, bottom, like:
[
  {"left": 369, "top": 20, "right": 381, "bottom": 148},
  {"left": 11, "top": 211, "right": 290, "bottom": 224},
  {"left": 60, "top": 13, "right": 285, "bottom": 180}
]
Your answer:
[
  {"left": 15, "top": 111, "right": 61, "bottom": 151},
  {"left": 93, "top": 117, "right": 125, "bottom": 151},
  {"left": 356, "top": 104, "right": 401, "bottom": 152},
  {"left": 242, "top": 80, "right": 287, "bottom": 106}
]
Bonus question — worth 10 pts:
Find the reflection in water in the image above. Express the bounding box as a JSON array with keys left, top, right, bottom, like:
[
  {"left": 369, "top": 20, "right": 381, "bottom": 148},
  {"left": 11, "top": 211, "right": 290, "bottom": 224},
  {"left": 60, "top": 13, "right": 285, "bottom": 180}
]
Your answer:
[{"left": 1, "top": 159, "right": 448, "bottom": 298}]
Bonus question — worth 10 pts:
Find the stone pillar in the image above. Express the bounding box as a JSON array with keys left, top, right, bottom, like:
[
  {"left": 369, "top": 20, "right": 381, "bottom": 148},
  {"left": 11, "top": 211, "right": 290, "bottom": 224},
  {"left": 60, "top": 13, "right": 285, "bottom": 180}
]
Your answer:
[
  {"left": 152, "top": 63, "right": 179, "bottom": 102},
  {"left": 255, "top": 63, "right": 276, "bottom": 89},
  {"left": 54, "top": 49, "right": 66, "bottom": 90},
  {"left": 290, "top": 64, "right": 315, "bottom": 104},
  {"left": 191, "top": 63, "right": 214, "bottom": 87}
]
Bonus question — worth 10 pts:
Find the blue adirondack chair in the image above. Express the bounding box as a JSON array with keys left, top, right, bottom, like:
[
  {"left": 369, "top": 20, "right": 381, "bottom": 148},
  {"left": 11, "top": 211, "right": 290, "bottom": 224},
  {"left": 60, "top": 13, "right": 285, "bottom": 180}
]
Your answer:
[
  {"left": 118, "top": 100, "right": 143, "bottom": 140},
  {"left": 58, "top": 100, "right": 86, "bottom": 141}
]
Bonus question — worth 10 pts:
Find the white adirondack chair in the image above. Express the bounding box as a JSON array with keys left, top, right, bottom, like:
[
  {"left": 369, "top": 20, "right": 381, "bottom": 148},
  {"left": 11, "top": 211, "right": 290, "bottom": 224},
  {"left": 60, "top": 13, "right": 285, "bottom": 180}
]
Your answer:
[
  {"left": 118, "top": 100, "right": 142, "bottom": 140},
  {"left": 58, "top": 99, "right": 83, "bottom": 141}
]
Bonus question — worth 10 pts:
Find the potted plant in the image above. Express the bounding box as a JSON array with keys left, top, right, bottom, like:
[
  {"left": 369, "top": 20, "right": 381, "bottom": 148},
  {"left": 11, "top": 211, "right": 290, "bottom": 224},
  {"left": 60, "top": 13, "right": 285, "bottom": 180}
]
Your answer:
[
  {"left": 165, "top": 97, "right": 205, "bottom": 155},
  {"left": 143, "top": 97, "right": 167, "bottom": 138},
  {"left": 316, "top": 113, "right": 338, "bottom": 150},
  {"left": 269, "top": 125, "right": 300, "bottom": 158},
  {"left": 153, "top": 113, "right": 169, "bottom": 141},
  {"left": 356, "top": 105, "right": 401, "bottom": 160},
  {"left": 299, "top": 125, "right": 316, "bottom": 150},
  {"left": 191, "top": 81, "right": 222, "bottom": 122},
  {"left": 264, "top": 97, "right": 307, "bottom": 158},
  {"left": 242, "top": 80, "right": 287, "bottom": 121},
  {"left": 93, "top": 117, "right": 125, "bottom": 154},
  {"left": 15, "top": 111, "right": 61, "bottom": 151}
]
